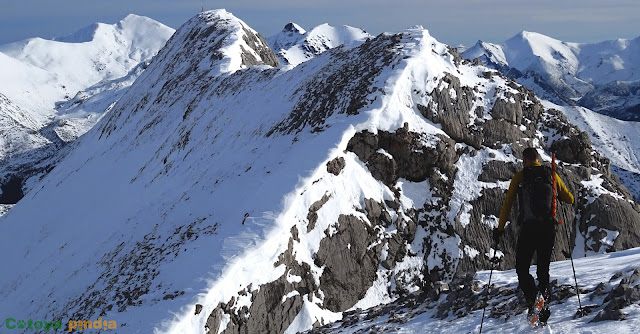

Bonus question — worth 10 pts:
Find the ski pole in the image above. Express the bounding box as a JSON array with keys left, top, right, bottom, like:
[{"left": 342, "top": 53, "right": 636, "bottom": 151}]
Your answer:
[
  {"left": 480, "top": 240, "right": 500, "bottom": 334},
  {"left": 553, "top": 153, "right": 586, "bottom": 317},
  {"left": 563, "top": 219, "right": 586, "bottom": 317}
]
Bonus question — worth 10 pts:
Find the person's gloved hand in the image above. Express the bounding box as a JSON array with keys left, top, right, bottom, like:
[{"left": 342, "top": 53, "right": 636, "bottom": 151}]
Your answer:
[{"left": 492, "top": 229, "right": 504, "bottom": 245}]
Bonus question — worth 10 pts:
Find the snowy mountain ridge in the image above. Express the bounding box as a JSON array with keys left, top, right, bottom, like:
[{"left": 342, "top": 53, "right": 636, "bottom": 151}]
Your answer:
[
  {"left": 462, "top": 31, "right": 640, "bottom": 121},
  {"left": 0, "top": 9, "right": 638, "bottom": 334},
  {"left": 267, "top": 22, "right": 371, "bottom": 66},
  {"left": 0, "top": 14, "right": 174, "bottom": 208},
  {"left": 0, "top": 14, "right": 174, "bottom": 115}
]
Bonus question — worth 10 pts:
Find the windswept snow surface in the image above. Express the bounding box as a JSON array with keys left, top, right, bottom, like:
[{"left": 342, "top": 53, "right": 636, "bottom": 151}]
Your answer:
[{"left": 267, "top": 22, "right": 371, "bottom": 66}]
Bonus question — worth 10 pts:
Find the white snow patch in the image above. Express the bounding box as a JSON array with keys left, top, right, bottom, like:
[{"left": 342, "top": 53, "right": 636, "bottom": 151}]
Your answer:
[{"left": 463, "top": 245, "right": 480, "bottom": 259}]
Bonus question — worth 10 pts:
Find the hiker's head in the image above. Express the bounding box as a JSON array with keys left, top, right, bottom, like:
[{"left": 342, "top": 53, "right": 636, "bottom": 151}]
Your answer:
[{"left": 522, "top": 147, "right": 540, "bottom": 166}]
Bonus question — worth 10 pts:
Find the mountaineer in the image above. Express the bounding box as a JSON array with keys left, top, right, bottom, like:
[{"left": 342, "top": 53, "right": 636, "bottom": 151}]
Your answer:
[{"left": 493, "top": 147, "right": 574, "bottom": 324}]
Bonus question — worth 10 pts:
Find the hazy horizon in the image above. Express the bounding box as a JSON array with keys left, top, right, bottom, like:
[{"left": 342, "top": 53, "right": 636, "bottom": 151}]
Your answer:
[{"left": 1, "top": 1, "right": 639, "bottom": 47}]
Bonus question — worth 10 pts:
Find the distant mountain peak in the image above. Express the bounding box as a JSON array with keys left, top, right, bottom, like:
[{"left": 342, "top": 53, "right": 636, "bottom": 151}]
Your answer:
[
  {"left": 267, "top": 22, "right": 371, "bottom": 66},
  {"left": 0, "top": 13, "right": 174, "bottom": 113},
  {"left": 163, "top": 9, "right": 278, "bottom": 74},
  {"left": 284, "top": 22, "right": 306, "bottom": 34}
]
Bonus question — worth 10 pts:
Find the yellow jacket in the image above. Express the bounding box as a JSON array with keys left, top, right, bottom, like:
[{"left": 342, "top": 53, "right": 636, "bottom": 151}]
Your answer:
[{"left": 498, "top": 162, "right": 574, "bottom": 231}]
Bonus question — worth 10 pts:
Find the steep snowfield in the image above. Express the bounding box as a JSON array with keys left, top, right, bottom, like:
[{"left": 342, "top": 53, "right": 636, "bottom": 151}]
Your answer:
[
  {"left": 267, "top": 22, "right": 371, "bottom": 66},
  {"left": 0, "top": 10, "right": 297, "bottom": 333},
  {"left": 0, "top": 9, "right": 637, "bottom": 334},
  {"left": 0, "top": 14, "right": 174, "bottom": 115}
]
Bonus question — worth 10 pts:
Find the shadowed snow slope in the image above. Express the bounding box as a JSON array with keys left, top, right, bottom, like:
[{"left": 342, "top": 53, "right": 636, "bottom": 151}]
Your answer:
[
  {"left": 0, "top": 93, "right": 50, "bottom": 160},
  {"left": 0, "top": 10, "right": 638, "bottom": 334}
]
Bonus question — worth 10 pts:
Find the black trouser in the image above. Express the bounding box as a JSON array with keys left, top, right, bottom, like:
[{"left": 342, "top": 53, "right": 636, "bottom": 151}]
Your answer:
[{"left": 515, "top": 220, "right": 556, "bottom": 303}]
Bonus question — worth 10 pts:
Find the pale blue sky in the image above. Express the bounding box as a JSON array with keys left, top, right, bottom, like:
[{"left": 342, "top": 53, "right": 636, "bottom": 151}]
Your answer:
[{"left": 1, "top": 0, "right": 639, "bottom": 46}]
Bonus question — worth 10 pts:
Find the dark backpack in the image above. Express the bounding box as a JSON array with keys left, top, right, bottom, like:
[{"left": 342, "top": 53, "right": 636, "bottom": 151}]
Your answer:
[{"left": 518, "top": 165, "right": 555, "bottom": 222}]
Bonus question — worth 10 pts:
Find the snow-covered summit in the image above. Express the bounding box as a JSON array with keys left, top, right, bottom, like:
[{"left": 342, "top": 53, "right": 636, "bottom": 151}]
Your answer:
[
  {"left": 268, "top": 22, "right": 307, "bottom": 52},
  {"left": 147, "top": 9, "right": 278, "bottom": 78},
  {"left": 267, "top": 22, "right": 371, "bottom": 66},
  {"left": 462, "top": 31, "right": 640, "bottom": 120},
  {"left": 0, "top": 14, "right": 174, "bottom": 114}
]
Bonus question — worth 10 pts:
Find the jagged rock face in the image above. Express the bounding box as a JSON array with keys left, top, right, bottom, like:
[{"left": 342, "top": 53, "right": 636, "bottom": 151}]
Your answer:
[
  {"left": 420, "top": 73, "right": 479, "bottom": 148},
  {"left": 267, "top": 34, "right": 402, "bottom": 135},
  {"left": 201, "top": 29, "right": 640, "bottom": 334},
  {"left": 306, "top": 265, "right": 640, "bottom": 333},
  {"left": 316, "top": 214, "right": 384, "bottom": 312},
  {"left": 346, "top": 127, "right": 458, "bottom": 187},
  {"left": 239, "top": 26, "right": 280, "bottom": 68}
]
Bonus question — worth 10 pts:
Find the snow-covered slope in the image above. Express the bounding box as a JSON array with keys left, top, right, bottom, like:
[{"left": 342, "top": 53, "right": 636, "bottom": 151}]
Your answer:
[
  {"left": 0, "top": 14, "right": 174, "bottom": 114},
  {"left": 0, "top": 93, "right": 50, "bottom": 159},
  {"left": 0, "top": 93, "right": 55, "bottom": 204},
  {"left": 52, "top": 61, "right": 151, "bottom": 142},
  {"left": 462, "top": 32, "right": 640, "bottom": 120},
  {"left": 0, "top": 15, "right": 174, "bottom": 207},
  {"left": 267, "top": 22, "right": 371, "bottom": 66},
  {"left": 0, "top": 10, "right": 638, "bottom": 334},
  {"left": 541, "top": 100, "right": 640, "bottom": 201},
  {"left": 0, "top": 51, "right": 65, "bottom": 123},
  {"left": 308, "top": 247, "right": 640, "bottom": 333}
]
